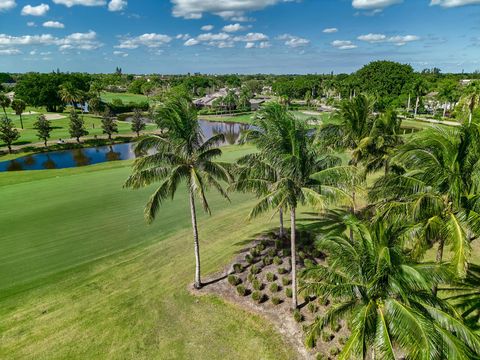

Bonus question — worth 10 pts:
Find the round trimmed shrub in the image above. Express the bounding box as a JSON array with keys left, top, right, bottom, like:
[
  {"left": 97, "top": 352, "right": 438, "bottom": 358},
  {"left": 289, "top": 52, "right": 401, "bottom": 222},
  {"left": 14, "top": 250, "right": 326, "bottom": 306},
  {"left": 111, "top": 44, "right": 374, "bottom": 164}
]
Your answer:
[
  {"left": 277, "top": 267, "right": 288, "bottom": 275},
  {"left": 271, "top": 296, "right": 281, "bottom": 305},
  {"left": 228, "top": 275, "right": 241, "bottom": 286},
  {"left": 330, "top": 347, "right": 341, "bottom": 356},
  {"left": 307, "top": 302, "right": 318, "bottom": 314},
  {"left": 321, "top": 332, "right": 334, "bottom": 343},
  {"left": 285, "top": 287, "right": 292, "bottom": 298},
  {"left": 250, "top": 247, "right": 260, "bottom": 257},
  {"left": 256, "top": 243, "right": 265, "bottom": 252},
  {"left": 316, "top": 354, "right": 327, "bottom": 360},
  {"left": 282, "top": 277, "right": 291, "bottom": 286},
  {"left": 247, "top": 273, "right": 255, "bottom": 283},
  {"left": 273, "top": 256, "right": 283, "bottom": 266},
  {"left": 267, "top": 248, "right": 276, "bottom": 257},
  {"left": 262, "top": 256, "right": 273, "bottom": 266},
  {"left": 252, "top": 278, "right": 263, "bottom": 291},
  {"left": 269, "top": 283, "right": 279, "bottom": 293},
  {"left": 250, "top": 265, "right": 260, "bottom": 275},
  {"left": 293, "top": 309, "right": 303, "bottom": 323},
  {"left": 339, "top": 336, "right": 348, "bottom": 345},
  {"left": 236, "top": 285, "right": 247, "bottom": 296},
  {"left": 233, "top": 263, "right": 243, "bottom": 273},
  {"left": 266, "top": 272, "right": 276, "bottom": 282},
  {"left": 251, "top": 291, "right": 265, "bottom": 303},
  {"left": 245, "top": 254, "right": 255, "bottom": 264},
  {"left": 281, "top": 249, "right": 290, "bottom": 257}
]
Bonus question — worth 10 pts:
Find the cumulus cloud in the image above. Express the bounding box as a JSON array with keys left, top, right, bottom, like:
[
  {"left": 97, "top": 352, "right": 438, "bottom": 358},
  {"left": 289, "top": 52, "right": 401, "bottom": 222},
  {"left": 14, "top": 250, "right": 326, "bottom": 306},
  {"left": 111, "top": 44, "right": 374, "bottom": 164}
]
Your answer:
[
  {"left": 116, "top": 33, "right": 172, "bottom": 49},
  {"left": 182, "top": 31, "right": 269, "bottom": 48},
  {"left": 323, "top": 28, "right": 338, "bottom": 33},
  {"left": 27, "top": 21, "right": 36, "bottom": 26},
  {"left": 222, "top": 23, "right": 249, "bottom": 33},
  {"left": 0, "top": 30, "right": 102, "bottom": 50},
  {"left": 113, "top": 50, "right": 128, "bottom": 57},
  {"left": 108, "top": 0, "right": 126, "bottom": 11},
  {"left": 0, "top": 48, "right": 21, "bottom": 55},
  {"left": 170, "top": 0, "right": 296, "bottom": 19},
  {"left": 52, "top": 0, "right": 105, "bottom": 7},
  {"left": 21, "top": 3, "right": 49, "bottom": 16},
  {"left": 201, "top": 25, "right": 214, "bottom": 31},
  {"left": 0, "top": 0, "right": 16, "bottom": 11},
  {"left": 43, "top": 21, "right": 65, "bottom": 28},
  {"left": 331, "top": 40, "right": 357, "bottom": 49},
  {"left": 184, "top": 38, "right": 200, "bottom": 46},
  {"left": 357, "top": 33, "right": 420, "bottom": 45},
  {"left": 276, "top": 34, "right": 310, "bottom": 48},
  {"left": 430, "top": 0, "right": 480, "bottom": 7},
  {"left": 352, "top": 0, "right": 403, "bottom": 9}
]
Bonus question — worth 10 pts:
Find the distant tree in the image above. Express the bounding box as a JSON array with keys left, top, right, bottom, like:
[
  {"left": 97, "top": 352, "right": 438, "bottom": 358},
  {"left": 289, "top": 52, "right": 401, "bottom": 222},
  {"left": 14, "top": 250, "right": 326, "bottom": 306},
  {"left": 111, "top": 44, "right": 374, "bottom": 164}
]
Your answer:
[
  {"left": 101, "top": 109, "right": 118, "bottom": 140},
  {"left": 437, "top": 79, "right": 460, "bottom": 117},
  {"left": 244, "top": 79, "right": 262, "bottom": 94},
  {"left": 33, "top": 114, "right": 53, "bottom": 147},
  {"left": 460, "top": 81, "right": 480, "bottom": 125},
  {"left": 88, "top": 96, "right": 104, "bottom": 114},
  {"left": 131, "top": 108, "right": 146, "bottom": 137},
  {"left": 412, "top": 77, "right": 428, "bottom": 117},
  {"left": 68, "top": 110, "right": 88, "bottom": 143},
  {"left": 59, "top": 82, "right": 83, "bottom": 108},
  {"left": 89, "top": 81, "right": 103, "bottom": 97},
  {"left": 11, "top": 99, "right": 26, "bottom": 129},
  {"left": 223, "top": 90, "right": 238, "bottom": 114},
  {"left": 0, "top": 94, "right": 11, "bottom": 117},
  {"left": 0, "top": 117, "right": 20, "bottom": 153}
]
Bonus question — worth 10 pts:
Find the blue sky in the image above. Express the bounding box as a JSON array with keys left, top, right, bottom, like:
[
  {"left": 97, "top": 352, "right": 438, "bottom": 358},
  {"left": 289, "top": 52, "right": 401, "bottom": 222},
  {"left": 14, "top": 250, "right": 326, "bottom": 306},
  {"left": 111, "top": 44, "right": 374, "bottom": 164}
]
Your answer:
[{"left": 0, "top": 0, "right": 479, "bottom": 74}]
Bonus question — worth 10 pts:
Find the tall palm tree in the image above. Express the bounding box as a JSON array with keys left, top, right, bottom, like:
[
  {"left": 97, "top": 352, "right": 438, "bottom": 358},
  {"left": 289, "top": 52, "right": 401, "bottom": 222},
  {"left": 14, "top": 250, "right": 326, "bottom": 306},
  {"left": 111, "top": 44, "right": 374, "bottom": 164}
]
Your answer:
[
  {"left": 0, "top": 93, "right": 11, "bottom": 117},
  {"left": 11, "top": 99, "right": 26, "bottom": 129},
  {"left": 124, "top": 96, "right": 231, "bottom": 289},
  {"left": 370, "top": 124, "right": 480, "bottom": 278},
  {"left": 459, "top": 81, "right": 480, "bottom": 125},
  {"left": 412, "top": 78, "right": 428, "bottom": 117},
  {"left": 301, "top": 215, "right": 480, "bottom": 359},
  {"left": 437, "top": 79, "right": 459, "bottom": 118},
  {"left": 236, "top": 105, "right": 357, "bottom": 308},
  {"left": 59, "top": 83, "right": 83, "bottom": 109}
]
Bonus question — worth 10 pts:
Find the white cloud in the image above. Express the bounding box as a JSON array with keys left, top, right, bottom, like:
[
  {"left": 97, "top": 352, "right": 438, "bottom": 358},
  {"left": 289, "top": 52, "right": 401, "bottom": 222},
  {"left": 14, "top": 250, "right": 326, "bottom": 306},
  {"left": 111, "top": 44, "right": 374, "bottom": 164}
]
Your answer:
[
  {"left": 323, "top": 28, "right": 338, "bottom": 33},
  {"left": 108, "top": 0, "right": 126, "bottom": 11},
  {"left": 183, "top": 31, "right": 269, "bottom": 48},
  {"left": 234, "top": 32, "right": 269, "bottom": 42},
  {"left": 245, "top": 41, "right": 270, "bottom": 49},
  {"left": 357, "top": 33, "right": 420, "bottom": 45},
  {"left": 184, "top": 38, "right": 200, "bottom": 46},
  {"left": 170, "top": 0, "right": 296, "bottom": 19},
  {"left": 352, "top": 0, "right": 403, "bottom": 9},
  {"left": 0, "top": 0, "right": 16, "bottom": 11},
  {"left": 113, "top": 50, "right": 128, "bottom": 57},
  {"left": 116, "top": 33, "right": 172, "bottom": 49},
  {"left": 430, "top": 0, "right": 480, "bottom": 7},
  {"left": 331, "top": 40, "right": 357, "bottom": 49},
  {"left": 0, "top": 48, "right": 21, "bottom": 55},
  {"left": 43, "top": 21, "right": 65, "bottom": 28},
  {"left": 176, "top": 33, "right": 190, "bottom": 40},
  {"left": 222, "top": 23, "right": 248, "bottom": 33},
  {"left": 27, "top": 21, "right": 36, "bottom": 27},
  {"left": 277, "top": 34, "right": 310, "bottom": 48},
  {"left": 21, "top": 3, "right": 49, "bottom": 16},
  {"left": 201, "top": 25, "right": 214, "bottom": 31},
  {"left": 52, "top": 0, "right": 105, "bottom": 7}
]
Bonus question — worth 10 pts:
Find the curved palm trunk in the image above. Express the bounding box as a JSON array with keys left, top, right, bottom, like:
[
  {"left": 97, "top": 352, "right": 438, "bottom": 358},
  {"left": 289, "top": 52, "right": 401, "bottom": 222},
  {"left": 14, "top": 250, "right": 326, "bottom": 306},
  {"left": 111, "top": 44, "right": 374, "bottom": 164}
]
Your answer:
[
  {"left": 407, "top": 93, "right": 411, "bottom": 112},
  {"left": 279, "top": 207, "right": 284, "bottom": 239},
  {"left": 290, "top": 208, "right": 298, "bottom": 309},
  {"left": 19, "top": 114, "right": 24, "bottom": 129},
  {"left": 190, "top": 189, "right": 202, "bottom": 289},
  {"left": 432, "top": 237, "right": 445, "bottom": 295},
  {"left": 414, "top": 96, "right": 420, "bottom": 117},
  {"left": 443, "top": 102, "right": 448, "bottom": 118}
]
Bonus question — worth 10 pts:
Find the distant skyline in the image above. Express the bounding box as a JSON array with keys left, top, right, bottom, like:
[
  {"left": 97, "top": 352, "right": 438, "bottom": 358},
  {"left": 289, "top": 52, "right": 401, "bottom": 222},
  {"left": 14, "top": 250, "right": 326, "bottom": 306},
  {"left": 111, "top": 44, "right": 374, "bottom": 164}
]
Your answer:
[{"left": 1, "top": 0, "right": 480, "bottom": 74}]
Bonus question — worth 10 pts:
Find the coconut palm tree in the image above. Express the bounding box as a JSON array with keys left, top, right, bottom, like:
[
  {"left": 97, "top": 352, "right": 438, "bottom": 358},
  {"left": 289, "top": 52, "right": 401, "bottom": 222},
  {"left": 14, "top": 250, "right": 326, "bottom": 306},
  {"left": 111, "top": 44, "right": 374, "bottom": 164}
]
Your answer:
[
  {"left": 370, "top": 124, "right": 480, "bottom": 278},
  {"left": 412, "top": 78, "right": 428, "bottom": 117},
  {"left": 301, "top": 215, "right": 480, "bottom": 359},
  {"left": 59, "top": 83, "right": 83, "bottom": 109},
  {"left": 459, "top": 81, "right": 480, "bottom": 125},
  {"left": 124, "top": 96, "right": 232, "bottom": 289},
  {"left": 0, "top": 93, "right": 11, "bottom": 117},
  {"left": 11, "top": 99, "right": 26, "bottom": 129},
  {"left": 236, "top": 105, "right": 358, "bottom": 308},
  {"left": 437, "top": 79, "right": 459, "bottom": 118}
]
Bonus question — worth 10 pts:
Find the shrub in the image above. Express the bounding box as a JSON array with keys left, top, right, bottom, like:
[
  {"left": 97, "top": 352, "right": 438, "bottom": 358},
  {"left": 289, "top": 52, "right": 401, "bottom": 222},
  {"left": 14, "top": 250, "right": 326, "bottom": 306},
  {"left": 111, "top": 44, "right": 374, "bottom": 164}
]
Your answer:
[
  {"left": 260, "top": 239, "right": 269, "bottom": 247},
  {"left": 252, "top": 291, "right": 265, "bottom": 303},
  {"left": 319, "top": 297, "right": 329, "bottom": 306},
  {"left": 250, "top": 265, "right": 260, "bottom": 275},
  {"left": 271, "top": 297, "right": 281, "bottom": 305},
  {"left": 236, "top": 285, "right": 247, "bottom": 296},
  {"left": 307, "top": 302, "right": 318, "bottom": 314},
  {"left": 267, "top": 248, "right": 277, "bottom": 257},
  {"left": 339, "top": 336, "right": 348, "bottom": 345},
  {"left": 285, "top": 287, "right": 292, "bottom": 298},
  {"left": 330, "top": 347, "right": 341, "bottom": 356},
  {"left": 273, "top": 256, "right": 283, "bottom": 265},
  {"left": 304, "top": 259, "right": 314, "bottom": 268},
  {"left": 278, "top": 267, "right": 288, "bottom": 275},
  {"left": 282, "top": 277, "right": 291, "bottom": 286},
  {"left": 256, "top": 243, "right": 265, "bottom": 252},
  {"left": 293, "top": 309, "right": 303, "bottom": 323},
  {"left": 245, "top": 254, "right": 255, "bottom": 264},
  {"left": 321, "top": 332, "right": 334, "bottom": 342},
  {"left": 316, "top": 354, "right": 327, "bottom": 360},
  {"left": 298, "top": 251, "right": 306, "bottom": 260},
  {"left": 233, "top": 263, "right": 243, "bottom": 273},
  {"left": 281, "top": 249, "right": 290, "bottom": 257},
  {"left": 250, "top": 247, "right": 260, "bottom": 257},
  {"left": 247, "top": 273, "right": 255, "bottom": 283},
  {"left": 228, "top": 275, "right": 240, "bottom": 286},
  {"left": 262, "top": 256, "right": 273, "bottom": 266},
  {"left": 266, "top": 272, "right": 276, "bottom": 282},
  {"left": 269, "top": 283, "right": 279, "bottom": 293},
  {"left": 252, "top": 278, "right": 263, "bottom": 291},
  {"left": 331, "top": 322, "right": 342, "bottom": 333}
]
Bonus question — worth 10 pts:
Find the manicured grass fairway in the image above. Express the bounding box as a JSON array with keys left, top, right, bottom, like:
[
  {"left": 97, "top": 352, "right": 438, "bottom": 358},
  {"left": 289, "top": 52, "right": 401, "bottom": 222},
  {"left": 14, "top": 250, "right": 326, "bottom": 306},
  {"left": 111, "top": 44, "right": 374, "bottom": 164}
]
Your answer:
[
  {"left": 101, "top": 91, "right": 149, "bottom": 104},
  {"left": 0, "top": 144, "right": 295, "bottom": 359}
]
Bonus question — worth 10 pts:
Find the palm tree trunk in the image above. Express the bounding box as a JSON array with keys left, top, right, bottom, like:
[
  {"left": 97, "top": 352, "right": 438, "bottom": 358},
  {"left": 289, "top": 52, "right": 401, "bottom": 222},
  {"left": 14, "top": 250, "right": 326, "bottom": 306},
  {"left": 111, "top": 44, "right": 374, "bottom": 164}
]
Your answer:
[
  {"left": 443, "top": 102, "right": 448, "bottom": 118},
  {"left": 279, "top": 207, "right": 284, "bottom": 239},
  {"left": 407, "top": 93, "right": 411, "bottom": 112},
  {"left": 19, "top": 114, "right": 24, "bottom": 129},
  {"left": 190, "top": 189, "right": 202, "bottom": 289},
  {"left": 414, "top": 97, "right": 420, "bottom": 117},
  {"left": 290, "top": 208, "right": 298, "bottom": 309},
  {"left": 432, "top": 238, "right": 445, "bottom": 295},
  {"left": 350, "top": 191, "right": 356, "bottom": 242},
  {"left": 469, "top": 111, "right": 473, "bottom": 125}
]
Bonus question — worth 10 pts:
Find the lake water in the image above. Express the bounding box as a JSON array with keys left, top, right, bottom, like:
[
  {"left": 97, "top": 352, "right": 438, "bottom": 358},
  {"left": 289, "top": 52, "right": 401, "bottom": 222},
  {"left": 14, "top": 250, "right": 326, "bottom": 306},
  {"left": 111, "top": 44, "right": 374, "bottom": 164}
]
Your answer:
[{"left": 0, "top": 120, "right": 250, "bottom": 172}]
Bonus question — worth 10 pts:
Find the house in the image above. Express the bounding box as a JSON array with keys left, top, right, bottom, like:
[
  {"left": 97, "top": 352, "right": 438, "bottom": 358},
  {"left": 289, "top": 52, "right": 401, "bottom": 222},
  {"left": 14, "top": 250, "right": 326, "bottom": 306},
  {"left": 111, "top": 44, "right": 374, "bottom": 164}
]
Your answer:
[
  {"left": 193, "top": 88, "right": 239, "bottom": 109},
  {"left": 249, "top": 99, "right": 266, "bottom": 111}
]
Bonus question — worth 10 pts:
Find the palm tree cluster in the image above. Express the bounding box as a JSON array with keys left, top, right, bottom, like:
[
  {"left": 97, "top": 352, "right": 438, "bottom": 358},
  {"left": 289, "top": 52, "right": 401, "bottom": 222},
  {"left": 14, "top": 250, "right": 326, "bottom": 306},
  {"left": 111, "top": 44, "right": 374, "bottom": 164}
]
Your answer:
[{"left": 127, "top": 93, "right": 480, "bottom": 358}]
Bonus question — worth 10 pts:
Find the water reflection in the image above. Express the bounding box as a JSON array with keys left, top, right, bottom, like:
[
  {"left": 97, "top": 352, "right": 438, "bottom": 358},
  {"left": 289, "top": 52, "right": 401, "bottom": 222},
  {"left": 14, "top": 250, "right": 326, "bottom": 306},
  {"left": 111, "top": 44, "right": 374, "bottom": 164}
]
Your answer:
[{"left": 0, "top": 120, "right": 250, "bottom": 172}]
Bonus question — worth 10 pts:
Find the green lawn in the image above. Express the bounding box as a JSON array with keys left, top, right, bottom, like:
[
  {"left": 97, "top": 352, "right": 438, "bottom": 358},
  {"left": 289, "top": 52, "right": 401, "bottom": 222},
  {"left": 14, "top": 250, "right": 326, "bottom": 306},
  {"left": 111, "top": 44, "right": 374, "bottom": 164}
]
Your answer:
[
  {"left": 101, "top": 91, "right": 150, "bottom": 104},
  {"left": 0, "top": 144, "right": 295, "bottom": 359}
]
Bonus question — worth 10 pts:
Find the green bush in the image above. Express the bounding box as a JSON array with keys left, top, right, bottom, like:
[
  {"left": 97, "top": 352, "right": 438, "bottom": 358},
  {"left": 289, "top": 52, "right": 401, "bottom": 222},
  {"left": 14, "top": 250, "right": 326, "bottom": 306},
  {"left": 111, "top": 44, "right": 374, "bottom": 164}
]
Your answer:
[
  {"left": 266, "top": 272, "right": 276, "bottom": 282},
  {"left": 307, "top": 302, "right": 318, "bottom": 314},
  {"left": 245, "top": 254, "right": 255, "bottom": 264},
  {"left": 256, "top": 243, "right": 265, "bottom": 252},
  {"left": 250, "top": 247, "right": 260, "bottom": 257},
  {"left": 273, "top": 256, "right": 283, "bottom": 265},
  {"left": 233, "top": 263, "right": 243, "bottom": 273},
  {"left": 250, "top": 265, "right": 260, "bottom": 275},
  {"left": 252, "top": 278, "right": 263, "bottom": 291},
  {"left": 330, "top": 347, "right": 341, "bottom": 356},
  {"left": 247, "top": 273, "right": 255, "bottom": 283},
  {"left": 262, "top": 256, "right": 273, "bottom": 266},
  {"left": 271, "top": 297, "right": 281, "bottom": 305},
  {"left": 321, "top": 332, "right": 334, "bottom": 342},
  {"left": 331, "top": 322, "right": 342, "bottom": 333},
  {"left": 236, "top": 285, "right": 247, "bottom": 296},
  {"left": 319, "top": 297, "right": 329, "bottom": 306},
  {"left": 282, "top": 277, "right": 291, "bottom": 286},
  {"left": 304, "top": 259, "right": 314, "bottom": 268},
  {"left": 251, "top": 291, "right": 265, "bottom": 303},
  {"left": 339, "top": 336, "right": 348, "bottom": 345},
  {"left": 281, "top": 249, "right": 290, "bottom": 257},
  {"left": 293, "top": 309, "right": 303, "bottom": 323},
  {"left": 269, "top": 283, "right": 279, "bottom": 293},
  {"left": 278, "top": 267, "right": 288, "bottom": 275},
  {"left": 316, "top": 354, "right": 327, "bottom": 360},
  {"left": 267, "top": 248, "right": 277, "bottom": 257},
  {"left": 228, "top": 275, "right": 241, "bottom": 286},
  {"left": 298, "top": 251, "right": 306, "bottom": 260},
  {"left": 285, "top": 287, "right": 292, "bottom": 298}
]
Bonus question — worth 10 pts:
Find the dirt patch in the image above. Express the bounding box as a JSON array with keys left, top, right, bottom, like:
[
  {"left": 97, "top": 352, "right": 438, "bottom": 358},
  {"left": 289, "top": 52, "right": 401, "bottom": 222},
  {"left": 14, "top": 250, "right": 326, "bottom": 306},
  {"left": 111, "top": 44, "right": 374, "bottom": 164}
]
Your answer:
[
  {"left": 194, "top": 235, "right": 349, "bottom": 359},
  {"left": 44, "top": 114, "right": 66, "bottom": 120}
]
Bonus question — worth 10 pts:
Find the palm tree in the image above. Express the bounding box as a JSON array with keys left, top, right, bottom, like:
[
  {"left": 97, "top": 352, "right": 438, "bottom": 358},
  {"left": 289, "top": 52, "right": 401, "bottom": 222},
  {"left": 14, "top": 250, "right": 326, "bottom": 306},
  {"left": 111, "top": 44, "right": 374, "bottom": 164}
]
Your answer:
[
  {"left": 460, "top": 81, "right": 480, "bottom": 125},
  {"left": 11, "top": 99, "right": 26, "bottom": 129},
  {"left": 437, "top": 79, "right": 459, "bottom": 118},
  {"left": 0, "top": 93, "right": 11, "bottom": 117},
  {"left": 59, "top": 83, "right": 83, "bottom": 110},
  {"left": 124, "top": 96, "right": 232, "bottom": 289},
  {"left": 370, "top": 124, "right": 480, "bottom": 278},
  {"left": 301, "top": 215, "right": 480, "bottom": 359},
  {"left": 236, "top": 105, "right": 357, "bottom": 308},
  {"left": 412, "top": 78, "right": 428, "bottom": 117}
]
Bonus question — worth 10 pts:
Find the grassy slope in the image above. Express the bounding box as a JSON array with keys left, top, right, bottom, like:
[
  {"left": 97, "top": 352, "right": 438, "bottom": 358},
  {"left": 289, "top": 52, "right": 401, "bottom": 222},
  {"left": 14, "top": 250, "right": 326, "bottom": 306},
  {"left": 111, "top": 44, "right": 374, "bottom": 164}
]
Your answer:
[
  {"left": 101, "top": 92, "right": 149, "bottom": 104},
  {"left": 0, "top": 144, "right": 294, "bottom": 359}
]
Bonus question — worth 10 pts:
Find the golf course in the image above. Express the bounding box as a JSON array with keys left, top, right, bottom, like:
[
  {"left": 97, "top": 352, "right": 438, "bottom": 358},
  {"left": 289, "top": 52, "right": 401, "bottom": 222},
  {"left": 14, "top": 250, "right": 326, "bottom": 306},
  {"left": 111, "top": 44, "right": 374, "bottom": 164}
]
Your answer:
[{"left": 0, "top": 144, "right": 295, "bottom": 359}]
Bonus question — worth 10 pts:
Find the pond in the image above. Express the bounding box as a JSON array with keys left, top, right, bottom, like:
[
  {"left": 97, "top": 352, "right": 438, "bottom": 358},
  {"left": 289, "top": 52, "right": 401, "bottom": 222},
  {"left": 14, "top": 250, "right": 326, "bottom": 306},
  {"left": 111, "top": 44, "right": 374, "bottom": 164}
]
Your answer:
[{"left": 0, "top": 120, "right": 250, "bottom": 172}]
